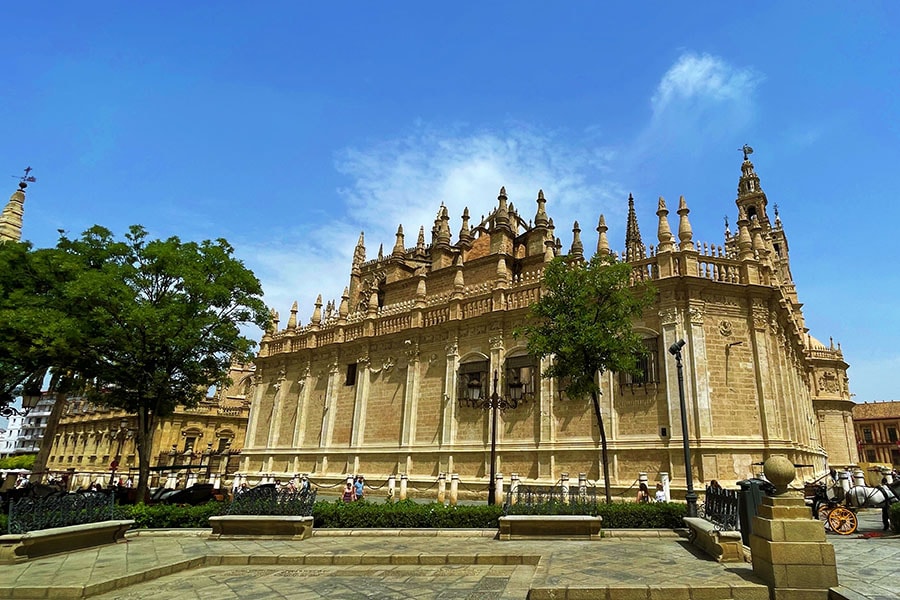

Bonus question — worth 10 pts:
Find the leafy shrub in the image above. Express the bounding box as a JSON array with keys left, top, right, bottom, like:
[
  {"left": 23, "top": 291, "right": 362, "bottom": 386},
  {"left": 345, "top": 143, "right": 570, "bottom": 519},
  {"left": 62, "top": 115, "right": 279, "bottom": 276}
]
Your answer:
[
  {"left": 890, "top": 502, "right": 900, "bottom": 534},
  {"left": 0, "top": 455, "right": 36, "bottom": 470},
  {"left": 0, "top": 513, "right": 7, "bottom": 535},
  {"left": 120, "top": 501, "right": 227, "bottom": 529},
  {"left": 597, "top": 501, "right": 686, "bottom": 529},
  {"left": 312, "top": 500, "right": 503, "bottom": 529}
]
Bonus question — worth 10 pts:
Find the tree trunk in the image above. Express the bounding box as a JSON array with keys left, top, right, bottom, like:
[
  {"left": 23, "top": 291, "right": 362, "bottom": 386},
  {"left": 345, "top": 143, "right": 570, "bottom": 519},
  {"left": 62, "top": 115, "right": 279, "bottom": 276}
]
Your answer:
[
  {"left": 32, "top": 391, "right": 68, "bottom": 482},
  {"left": 135, "top": 406, "right": 155, "bottom": 504},
  {"left": 590, "top": 390, "right": 612, "bottom": 504}
]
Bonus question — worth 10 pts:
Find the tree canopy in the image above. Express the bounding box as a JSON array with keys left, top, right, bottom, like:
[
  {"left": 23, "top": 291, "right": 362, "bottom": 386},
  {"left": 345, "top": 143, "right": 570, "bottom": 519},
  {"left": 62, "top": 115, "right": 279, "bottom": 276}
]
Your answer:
[
  {"left": 516, "top": 252, "right": 655, "bottom": 502},
  {"left": 0, "top": 226, "right": 269, "bottom": 499}
]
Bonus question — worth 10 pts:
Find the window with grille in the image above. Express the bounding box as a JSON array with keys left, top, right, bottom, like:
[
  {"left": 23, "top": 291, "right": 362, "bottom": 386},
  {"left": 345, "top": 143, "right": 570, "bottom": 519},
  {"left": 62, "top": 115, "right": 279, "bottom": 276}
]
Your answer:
[
  {"left": 619, "top": 338, "right": 659, "bottom": 386},
  {"left": 863, "top": 428, "right": 873, "bottom": 443}
]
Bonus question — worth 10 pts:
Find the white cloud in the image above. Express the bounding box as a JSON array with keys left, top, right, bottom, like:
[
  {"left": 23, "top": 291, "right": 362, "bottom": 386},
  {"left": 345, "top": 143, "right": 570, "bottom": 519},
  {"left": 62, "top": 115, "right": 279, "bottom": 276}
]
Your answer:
[
  {"left": 242, "top": 124, "right": 627, "bottom": 330},
  {"left": 651, "top": 52, "right": 761, "bottom": 117}
]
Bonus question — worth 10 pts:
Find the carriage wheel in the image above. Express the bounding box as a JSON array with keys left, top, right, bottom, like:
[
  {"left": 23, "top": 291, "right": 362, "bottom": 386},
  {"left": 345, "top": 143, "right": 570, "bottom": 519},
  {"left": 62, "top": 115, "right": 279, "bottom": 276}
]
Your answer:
[
  {"left": 816, "top": 505, "right": 832, "bottom": 531},
  {"left": 827, "top": 507, "right": 858, "bottom": 535}
]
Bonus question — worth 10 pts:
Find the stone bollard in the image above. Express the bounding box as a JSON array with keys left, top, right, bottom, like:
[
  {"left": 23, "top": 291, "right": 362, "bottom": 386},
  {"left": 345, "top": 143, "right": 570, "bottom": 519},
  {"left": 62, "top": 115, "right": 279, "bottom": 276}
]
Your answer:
[
  {"left": 437, "top": 473, "right": 446, "bottom": 504},
  {"left": 749, "top": 456, "right": 838, "bottom": 600},
  {"left": 510, "top": 473, "right": 520, "bottom": 505},
  {"left": 186, "top": 473, "right": 198, "bottom": 488},
  {"left": 399, "top": 474, "right": 408, "bottom": 501},
  {"left": 853, "top": 469, "right": 866, "bottom": 487},
  {"left": 212, "top": 474, "right": 221, "bottom": 490},
  {"left": 387, "top": 475, "right": 396, "bottom": 502},
  {"left": 449, "top": 473, "right": 459, "bottom": 506},
  {"left": 560, "top": 472, "right": 570, "bottom": 504},
  {"left": 661, "top": 472, "right": 671, "bottom": 501},
  {"left": 578, "top": 473, "right": 587, "bottom": 501},
  {"left": 494, "top": 473, "right": 504, "bottom": 506}
]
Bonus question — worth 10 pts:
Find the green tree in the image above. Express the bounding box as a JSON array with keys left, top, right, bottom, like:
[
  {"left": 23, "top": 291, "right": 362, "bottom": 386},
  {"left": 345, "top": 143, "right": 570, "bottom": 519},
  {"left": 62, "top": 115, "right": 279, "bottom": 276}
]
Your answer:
[
  {"left": 516, "top": 253, "right": 655, "bottom": 503},
  {"left": 1, "top": 227, "right": 269, "bottom": 500}
]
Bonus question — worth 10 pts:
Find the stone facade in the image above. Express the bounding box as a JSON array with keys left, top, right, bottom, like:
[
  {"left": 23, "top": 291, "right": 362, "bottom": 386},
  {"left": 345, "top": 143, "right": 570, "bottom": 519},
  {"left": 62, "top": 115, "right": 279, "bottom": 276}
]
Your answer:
[
  {"left": 852, "top": 400, "right": 900, "bottom": 468},
  {"left": 44, "top": 363, "right": 254, "bottom": 489},
  {"left": 241, "top": 152, "right": 854, "bottom": 497}
]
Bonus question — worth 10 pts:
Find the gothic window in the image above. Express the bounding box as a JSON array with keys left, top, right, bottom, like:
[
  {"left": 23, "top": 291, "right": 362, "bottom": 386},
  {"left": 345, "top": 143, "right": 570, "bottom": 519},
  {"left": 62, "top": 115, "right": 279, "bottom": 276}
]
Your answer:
[
  {"left": 458, "top": 360, "right": 489, "bottom": 403},
  {"left": 505, "top": 355, "right": 536, "bottom": 401},
  {"left": 619, "top": 338, "right": 660, "bottom": 386}
]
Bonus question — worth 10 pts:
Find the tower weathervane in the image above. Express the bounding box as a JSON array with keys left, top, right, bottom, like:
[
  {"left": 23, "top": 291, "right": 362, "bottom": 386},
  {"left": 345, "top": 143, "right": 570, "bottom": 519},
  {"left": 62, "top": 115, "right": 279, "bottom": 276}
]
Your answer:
[
  {"left": 11, "top": 166, "right": 36, "bottom": 189},
  {"left": 739, "top": 145, "right": 754, "bottom": 160}
]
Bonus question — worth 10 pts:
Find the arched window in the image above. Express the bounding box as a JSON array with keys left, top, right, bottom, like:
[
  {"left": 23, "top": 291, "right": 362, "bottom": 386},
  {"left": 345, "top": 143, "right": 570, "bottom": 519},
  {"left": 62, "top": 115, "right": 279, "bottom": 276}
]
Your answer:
[
  {"left": 619, "top": 338, "right": 660, "bottom": 386},
  {"left": 458, "top": 359, "right": 489, "bottom": 405},
  {"left": 505, "top": 355, "right": 537, "bottom": 401}
]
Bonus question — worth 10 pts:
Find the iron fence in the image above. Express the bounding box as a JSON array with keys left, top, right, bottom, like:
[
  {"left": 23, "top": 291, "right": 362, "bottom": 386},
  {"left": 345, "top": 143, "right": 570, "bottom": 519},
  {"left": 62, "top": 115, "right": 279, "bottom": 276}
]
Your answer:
[
  {"left": 503, "top": 484, "right": 599, "bottom": 516},
  {"left": 226, "top": 484, "right": 317, "bottom": 516},
  {"left": 700, "top": 485, "right": 739, "bottom": 531},
  {"left": 8, "top": 492, "right": 116, "bottom": 534}
]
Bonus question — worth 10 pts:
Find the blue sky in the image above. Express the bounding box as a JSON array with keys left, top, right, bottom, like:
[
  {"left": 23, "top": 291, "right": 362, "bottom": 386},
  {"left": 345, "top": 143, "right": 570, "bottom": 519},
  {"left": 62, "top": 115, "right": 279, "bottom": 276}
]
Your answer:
[{"left": 1, "top": 2, "right": 898, "bottom": 411}]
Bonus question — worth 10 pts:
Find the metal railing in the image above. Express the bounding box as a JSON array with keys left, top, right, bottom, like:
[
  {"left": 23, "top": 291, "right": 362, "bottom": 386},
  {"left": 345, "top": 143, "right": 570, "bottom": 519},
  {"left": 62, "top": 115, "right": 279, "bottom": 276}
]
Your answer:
[
  {"left": 8, "top": 492, "right": 116, "bottom": 534},
  {"left": 700, "top": 485, "right": 739, "bottom": 531},
  {"left": 502, "top": 484, "right": 598, "bottom": 516},
  {"left": 226, "top": 484, "right": 317, "bottom": 516}
]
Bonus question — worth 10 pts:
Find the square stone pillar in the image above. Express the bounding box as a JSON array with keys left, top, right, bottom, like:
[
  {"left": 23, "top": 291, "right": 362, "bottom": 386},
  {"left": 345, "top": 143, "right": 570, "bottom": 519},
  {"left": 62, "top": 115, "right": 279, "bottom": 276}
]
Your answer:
[{"left": 749, "top": 495, "right": 838, "bottom": 600}]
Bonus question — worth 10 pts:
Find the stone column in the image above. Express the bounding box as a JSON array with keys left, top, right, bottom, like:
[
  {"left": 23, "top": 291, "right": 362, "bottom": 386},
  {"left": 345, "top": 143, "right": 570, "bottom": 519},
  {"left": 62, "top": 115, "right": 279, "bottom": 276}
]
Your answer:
[
  {"left": 321, "top": 360, "right": 341, "bottom": 448},
  {"left": 292, "top": 364, "right": 312, "bottom": 448},
  {"left": 449, "top": 473, "right": 459, "bottom": 506},
  {"left": 441, "top": 340, "right": 459, "bottom": 446},
  {"left": 686, "top": 302, "right": 713, "bottom": 437},
  {"left": 399, "top": 473, "right": 408, "bottom": 500},
  {"left": 244, "top": 375, "right": 266, "bottom": 449},
  {"left": 387, "top": 474, "right": 396, "bottom": 503},
  {"left": 749, "top": 456, "right": 838, "bottom": 600},
  {"left": 494, "top": 473, "right": 504, "bottom": 505},
  {"left": 350, "top": 356, "right": 370, "bottom": 447},
  {"left": 267, "top": 367, "right": 287, "bottom": 447},
  {"left": 437, "top": 472, "right": 446, "bottom": 504},
  {"left": 400, "top": 344, "right": 420, "bottom": 447}
]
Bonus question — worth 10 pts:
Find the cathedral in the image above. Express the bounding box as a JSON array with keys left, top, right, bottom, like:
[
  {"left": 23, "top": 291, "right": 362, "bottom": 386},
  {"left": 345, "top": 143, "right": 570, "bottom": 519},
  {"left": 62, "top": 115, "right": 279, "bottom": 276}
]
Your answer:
[{"left": 240, "top": 150, "right": 856, "bottom": 498}]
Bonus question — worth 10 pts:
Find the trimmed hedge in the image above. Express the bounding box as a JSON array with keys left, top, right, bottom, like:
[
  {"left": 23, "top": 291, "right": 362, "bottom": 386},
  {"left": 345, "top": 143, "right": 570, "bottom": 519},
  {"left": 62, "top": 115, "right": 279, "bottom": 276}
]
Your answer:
[
  {"left": 113, "top": 498, "right": 685, "bottom": 529},
  {"left": 118, "top": 501, "right": 228, "bottom": 529},
  {"left": 313, "top": 499, "right": 502, "bottom": 528},
  {"left": 890, "top": 502, "right": 900, "bottom": 534}
]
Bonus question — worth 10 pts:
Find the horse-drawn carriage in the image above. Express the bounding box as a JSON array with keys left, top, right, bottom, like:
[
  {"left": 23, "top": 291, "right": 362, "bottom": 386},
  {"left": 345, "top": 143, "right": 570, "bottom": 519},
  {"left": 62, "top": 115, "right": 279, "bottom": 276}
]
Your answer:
[{"left": 805, "top": 468, "right": 899, "bottom": 535}]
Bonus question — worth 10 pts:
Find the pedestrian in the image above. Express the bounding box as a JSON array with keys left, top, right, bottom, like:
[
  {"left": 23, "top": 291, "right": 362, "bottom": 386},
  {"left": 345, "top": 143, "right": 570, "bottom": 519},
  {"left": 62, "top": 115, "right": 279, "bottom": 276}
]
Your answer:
[
  {"left": 354, "top": 475, "right": 364, "bottom": 500},
  {"left": 342, "top": 481, "right": 356, "bottom": 502},
  {"left": 300, "top": 474, "right": 311, "bottom": 495},
  {"left": 636, "top": 482, "right": 650, "bottom": 503},
  {"left": 654, "top": 482, "right": 666, "bottom": 502}
]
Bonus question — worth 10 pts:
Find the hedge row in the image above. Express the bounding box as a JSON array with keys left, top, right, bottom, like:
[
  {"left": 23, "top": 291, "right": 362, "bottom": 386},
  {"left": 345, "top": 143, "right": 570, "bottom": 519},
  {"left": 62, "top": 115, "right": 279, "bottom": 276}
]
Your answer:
[
  {"left": 891, "top": 502, "right": 900, "bottom": 534},
  {"left": 110, "top": 498, "right": 686, "bottom": 530}
]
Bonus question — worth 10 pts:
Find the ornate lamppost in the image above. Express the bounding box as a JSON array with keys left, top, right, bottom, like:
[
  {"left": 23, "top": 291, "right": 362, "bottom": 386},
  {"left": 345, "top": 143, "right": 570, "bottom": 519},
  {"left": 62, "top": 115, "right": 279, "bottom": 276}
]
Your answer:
[
  {"left": 0, "top": 390, "right": 42, "bottom": 418},
  {"left": 668, "top": 339, "right": 698, "bottom": 517},
  {"left": 109, "top": 418, "right": 130, "bottom": 486},
  {"left": 461, "top": 370, "right": 527, "bottom": 505}
]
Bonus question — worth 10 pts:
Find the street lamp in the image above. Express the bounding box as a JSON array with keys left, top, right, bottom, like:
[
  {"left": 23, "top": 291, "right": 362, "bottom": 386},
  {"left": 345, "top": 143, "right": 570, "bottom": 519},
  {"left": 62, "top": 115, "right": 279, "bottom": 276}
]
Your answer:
[
  {"left": 461, "top": 370, "right": 526, "bottom": 505},
  {"left": 668, "top": 339, "right": 698, "bottom": 517},
  {"left": 0, "top": 390, "right": 43, "bottom": 418},
  {"left": 109, "top": 418, "right": 129, "bottom": 486}
]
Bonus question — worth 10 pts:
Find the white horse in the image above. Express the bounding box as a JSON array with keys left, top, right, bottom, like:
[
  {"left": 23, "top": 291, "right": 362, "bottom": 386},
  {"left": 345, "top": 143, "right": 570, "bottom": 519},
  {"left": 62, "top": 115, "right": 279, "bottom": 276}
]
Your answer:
[{"left": 826, "top": 472, "right": 900, "bottom": 509}]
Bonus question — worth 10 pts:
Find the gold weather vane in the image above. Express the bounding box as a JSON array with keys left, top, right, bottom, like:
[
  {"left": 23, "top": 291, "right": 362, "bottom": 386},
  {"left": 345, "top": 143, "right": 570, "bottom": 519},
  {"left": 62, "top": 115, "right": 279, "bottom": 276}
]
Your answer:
[{"left": 740, "top": 145, "right": 754, "bottom": 160}]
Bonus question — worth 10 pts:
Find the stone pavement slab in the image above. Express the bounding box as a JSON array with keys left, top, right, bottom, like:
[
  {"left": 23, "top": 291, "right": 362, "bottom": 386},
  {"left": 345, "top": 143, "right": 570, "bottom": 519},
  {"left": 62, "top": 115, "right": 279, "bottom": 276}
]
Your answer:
[{"left": 0, "top": 517, "right": 896, "bottom": 600}]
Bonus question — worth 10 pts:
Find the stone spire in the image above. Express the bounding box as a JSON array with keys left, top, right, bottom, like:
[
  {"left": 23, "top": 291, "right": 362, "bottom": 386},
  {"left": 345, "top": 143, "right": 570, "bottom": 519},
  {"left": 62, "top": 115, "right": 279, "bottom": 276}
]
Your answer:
[
  {"left": 392, "top": 225, "right": 405, "bottom": 258},
  {"left": 435, "top": 204, "right": 452, "bottom": 247},
  {"left": 677, "top": 195, "right": 694, "bottom": 251},
  {"left": 352, "top": 232, "right": 366, "bottom": 267},
  {"left": 415, "top": 226, "right": 426, "bottom": 256},
  {"left": 0, "top": 173, "right": 31, "bottom": 243},
  {"left": 735, "top": 144, "right": 771, "bottom": 228},
  {"left": 534, "top": 189, "right": 549, "bottom": 228},
  {"left": 736, "top": 206, "right": 754, "bottom": 260},
  {"left": 311, "top": 294, "right": 323, "bottom": 326},
  {"left": 458, "top": 207, "right": 473, "bottom": 244},
  {"left": 287, "top": 301, "right": 298, "bottom": 329},
  {"left": 453, "top": 254, "right": 465, "bottom": 292},
  {"left": 495, "top": 186, "right": 510, "bottom": 228},
  {"left": 656, "top": 197, "right": 675, "bottom": 253},
  {"left": 596, "top": 215, "right": 609, "bottom": 255},
  {"left": 569, "top": 221, "right": 583, "bottom": 259},
  {"left": 339, "top": 287, "right": 350, "bottom": 320},
  {"left": 377, "top": 243, "right": 384, "bottom": 261},
  {"left": 624, "top": 194, "right": 646, "bottom": 262}
]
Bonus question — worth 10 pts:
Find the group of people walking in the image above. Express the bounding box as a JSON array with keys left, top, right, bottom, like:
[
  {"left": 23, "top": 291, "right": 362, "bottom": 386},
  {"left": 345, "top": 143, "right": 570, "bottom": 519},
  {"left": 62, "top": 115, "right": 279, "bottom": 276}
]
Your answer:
[
  {"left": 342, "top": 475, "right": 365, "bottom": 502},
  {"left": 636, "top": 481, "right": 668, "bottom": 503}
]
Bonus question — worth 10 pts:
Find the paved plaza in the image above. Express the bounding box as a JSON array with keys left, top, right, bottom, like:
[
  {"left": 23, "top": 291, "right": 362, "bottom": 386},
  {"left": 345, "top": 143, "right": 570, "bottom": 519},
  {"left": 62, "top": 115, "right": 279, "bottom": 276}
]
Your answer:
[{"left": 0, "top": 509, "right": 896, "bottom": 599}]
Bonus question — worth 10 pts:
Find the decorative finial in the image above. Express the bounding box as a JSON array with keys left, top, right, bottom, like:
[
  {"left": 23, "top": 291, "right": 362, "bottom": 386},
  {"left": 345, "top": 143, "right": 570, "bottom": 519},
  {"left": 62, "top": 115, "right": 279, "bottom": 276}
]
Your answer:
[
  {"left": 12, "top": 166, "right": 36, "bottom": 190},
  {"left": 740, "top": 144, "right": 754, "bottom": 161}
]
